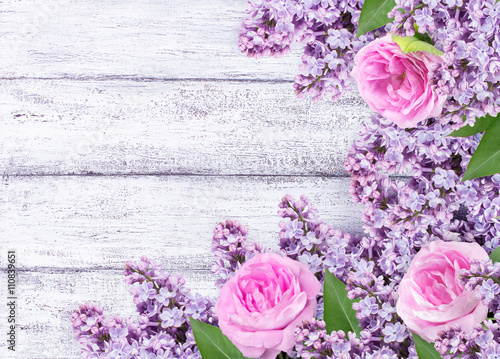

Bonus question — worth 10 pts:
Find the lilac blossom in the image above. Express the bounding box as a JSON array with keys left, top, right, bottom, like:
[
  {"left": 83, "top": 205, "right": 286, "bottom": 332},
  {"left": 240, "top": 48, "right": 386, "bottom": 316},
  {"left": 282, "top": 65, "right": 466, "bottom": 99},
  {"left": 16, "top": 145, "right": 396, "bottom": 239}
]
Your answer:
[
  {"left": 391, "top": 0, "right": 500, "bottom": 130},
  {"left": 278, "top": 194, "right": 360, "bottom": 281},
  {"left": 241, "top": 0, "right": 500, "bottom": 130},
  {"left": 211, "top": 219, "right": 264, "bottom": 287},
  {"left": 239, "top": 0, "right": 385, "bottom": 101},
  {"left": 71, "top": 257, "right": 215, "bottom": 359},
  {"left": 345, "top": 112, "right": 500, "bottom": 357}
]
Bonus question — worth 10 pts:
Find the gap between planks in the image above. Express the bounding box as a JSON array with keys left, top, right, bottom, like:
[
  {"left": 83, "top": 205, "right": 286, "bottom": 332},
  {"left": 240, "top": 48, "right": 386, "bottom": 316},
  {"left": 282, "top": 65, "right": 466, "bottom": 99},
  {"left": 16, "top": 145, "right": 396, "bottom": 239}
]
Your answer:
[{"left": 0, "top": 76, "right": 294, "bottom": 83}]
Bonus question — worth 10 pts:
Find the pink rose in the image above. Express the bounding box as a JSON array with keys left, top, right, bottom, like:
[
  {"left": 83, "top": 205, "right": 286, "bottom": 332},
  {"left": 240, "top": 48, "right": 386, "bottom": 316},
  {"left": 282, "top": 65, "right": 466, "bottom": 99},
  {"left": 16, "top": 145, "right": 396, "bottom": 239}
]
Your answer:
[
  {"left": 396, "top": 240, "right": 489, "bottom": 342},
  {"left": 352, "top": 35, "right": 445, "bottom": 128},
  {"left": 215, "top": 252, "right": 321, "bottom": 359}
]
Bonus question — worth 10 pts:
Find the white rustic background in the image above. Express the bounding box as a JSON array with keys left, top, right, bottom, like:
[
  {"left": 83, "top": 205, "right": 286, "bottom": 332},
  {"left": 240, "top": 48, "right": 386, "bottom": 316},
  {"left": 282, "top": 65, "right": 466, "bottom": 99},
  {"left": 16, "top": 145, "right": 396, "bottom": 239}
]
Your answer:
[{"left": 0, "top": 0, "right": 370, "bottom": 358}]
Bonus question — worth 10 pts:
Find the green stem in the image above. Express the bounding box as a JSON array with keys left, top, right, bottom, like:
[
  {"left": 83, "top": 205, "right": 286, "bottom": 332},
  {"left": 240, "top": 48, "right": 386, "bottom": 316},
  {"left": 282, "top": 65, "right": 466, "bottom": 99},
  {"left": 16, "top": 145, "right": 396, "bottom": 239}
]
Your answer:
[
  {"left": 289, "top": 204, "right": 309, "bottom": 235},
  {"left": 131, "top": 268, "right": 161, "bottom": 293}
]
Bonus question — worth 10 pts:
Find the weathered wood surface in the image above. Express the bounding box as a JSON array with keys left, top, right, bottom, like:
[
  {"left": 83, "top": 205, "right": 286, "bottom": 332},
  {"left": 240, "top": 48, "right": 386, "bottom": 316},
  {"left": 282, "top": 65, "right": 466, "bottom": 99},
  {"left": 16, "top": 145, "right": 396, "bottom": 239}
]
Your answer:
[
  {"left": 0, "top": 0, "right": 371, "bottom": 357},
  {"left": 0, "top": 79, "right": 369, "bottom": 176},
  {"left": 4, "top": 269, "right": 215, "bottom": 359},
  {"left": 0, "top": 175, "right": 363, "bottom": 270},
  {"left": 0, "top": 175, "right": 364, "bottom": 358},
  {"left": 0, "top": 0, "right": 302, "bottom": 80}
]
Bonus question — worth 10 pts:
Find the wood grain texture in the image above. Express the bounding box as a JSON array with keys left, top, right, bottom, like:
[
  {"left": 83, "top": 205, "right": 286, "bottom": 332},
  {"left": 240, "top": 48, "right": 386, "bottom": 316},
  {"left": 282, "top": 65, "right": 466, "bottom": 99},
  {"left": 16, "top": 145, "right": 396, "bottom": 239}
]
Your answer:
[
  {"left": 0, "top": 175, "right": 364, "bottom": 358},
  {"left": 0, "top": 175, "right": 364, "bottom": 270},
  {"left": 0, "top": 269, "right": 217, "bottom": 359},
  {"left": 0, "top": 0, "right": 372, "bottom": 357},
  {"left": 0, "top": 79, "right": 370, "bottom": 176},
  {"left": 0, "top": 0, "right": 304, "bottom": 80}
]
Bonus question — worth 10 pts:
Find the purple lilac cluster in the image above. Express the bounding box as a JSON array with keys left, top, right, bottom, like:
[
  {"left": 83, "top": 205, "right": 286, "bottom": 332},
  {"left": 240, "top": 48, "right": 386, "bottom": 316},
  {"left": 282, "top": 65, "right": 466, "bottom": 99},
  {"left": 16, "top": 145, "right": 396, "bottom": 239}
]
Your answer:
[
  {"left": 462, "top": 259, "right": 500, "bottom": 314},
  {"left": 344, "top": 114, "right": 500, "bottom": 357},
  {"left": 434, "top": 322, "right": 500, "bottom": 358},
  {"left": 239, "top": 0, "right": 384, "bottom": 101},
  {"left": 346, "top": 261, "right": 414, "bottom": 358},
  {"left": 276, "top": 194, "right": 415, "bottom": 356},
  {"left": 429, "top": 259, "right": 500, "bottom": 357},
  {"left": 212, "top": 195, "right": 407, "bottom": 356},
  {"left": 241, "top": 0, "right": 500, "bottom": 129},
  {"left": 211, "top": 219, "right": 264, "bottom": 287},
  {"left": 293, "top": 317, "right": 414, "bottom": 358},
  {"left": 345, "top": 114, "right": 500, "bottom": 265},
  {"left": 293, "top": 318, "right": 363, "bottom": 358},
  {"left": 71, "top": 257, "right": 215, "bottom": 359},
  {"left": 390, "top": 0, "right": 500, "bottom": 128},
  {"left": 278, "top": 194, "right": 360, "bottom": 282}
]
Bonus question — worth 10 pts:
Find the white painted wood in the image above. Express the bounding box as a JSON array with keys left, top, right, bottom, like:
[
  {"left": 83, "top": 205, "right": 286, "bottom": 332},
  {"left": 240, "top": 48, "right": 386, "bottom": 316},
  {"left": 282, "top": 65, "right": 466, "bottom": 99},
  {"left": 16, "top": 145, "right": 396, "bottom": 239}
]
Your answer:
[
  {"left": 0, "top": 269, "right": 216, "bottom": 359},
  {"left": 0, "top": 175, "right": 364, "bottom": 358},
  {"left": 0, "top": 0, "right": 371, "bottom": 357},
  {"left": 0, "top": 79, "right": 370, "bottom": 176},
  {"left": 0, "top": 175, "right": 364, "bottom": 270},
  {"left": 0, "top": 0, "right": 304, "bottom": 80}
]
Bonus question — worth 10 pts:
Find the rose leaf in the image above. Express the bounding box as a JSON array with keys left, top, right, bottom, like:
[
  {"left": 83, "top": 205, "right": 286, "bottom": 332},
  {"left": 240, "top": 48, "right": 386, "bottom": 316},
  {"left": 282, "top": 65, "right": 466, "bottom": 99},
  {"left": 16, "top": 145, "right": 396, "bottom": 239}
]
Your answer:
[
  {"left": 450, "top": 114, "right": 498, "bottom": 138},
  {"left": 412, "top": 332, "right": 442, "bottom": 359},
  {"left": 356, "top": 0, "right": 396, "bottom": 38},
  {"left": 392, "top": 34, "right": 444, "bottom": 56},
  {"left": 490, "top": 246, "right": 500, "bottom": 263},
  {"left": 189, "top": 318, "right": 251, "bottom": 359},
  {"left": 462, "top": 117, "right": 500, "bottom": 181},
  {"left": 323, "top": 269, "right": 361, "bottom": 336}
]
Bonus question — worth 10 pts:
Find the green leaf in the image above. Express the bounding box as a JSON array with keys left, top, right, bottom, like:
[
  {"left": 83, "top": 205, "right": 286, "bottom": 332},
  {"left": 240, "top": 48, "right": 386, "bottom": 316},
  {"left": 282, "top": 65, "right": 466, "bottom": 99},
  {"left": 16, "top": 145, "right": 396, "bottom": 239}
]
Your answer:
[
  {"left": 413, "top": 30, "right": 434, "bottom": 45},
  {"left": 356, "top": 0, "right": 396, "bottom": 37},
  {"left": 412, "top": 333, "right": 442, "bottom": 359},
  {"left": 189, "top": 318, "right": 251, "bottom": 359},
  {"left": 490, "top": 246, "right": 500, "bottom": 263},
  {"left": 323, "top": 269, "right": 361, "bottom": 336},
  {"left": 392, "top": 34, "right": 444, "bottom": 56},
  {"left": 462, "top": 116, "right": 500, "bottom": 181},
  {"left": 450, "top": 114, "right": 498, "bottom": 137}
]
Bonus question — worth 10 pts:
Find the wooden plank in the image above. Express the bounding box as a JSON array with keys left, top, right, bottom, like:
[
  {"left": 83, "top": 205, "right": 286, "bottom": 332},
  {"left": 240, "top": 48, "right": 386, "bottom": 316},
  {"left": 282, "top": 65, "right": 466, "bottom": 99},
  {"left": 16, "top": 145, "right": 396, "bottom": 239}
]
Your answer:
[
  {"left": 0, "top": 0, "right": 304, "bottom": 79},
  {"left": 0, "top": 79, "right": 370, "bottom": 176},
  {"left": 0, "top": 269, "right": 217, "bottom": 359},
  {"left": 0, "top": 175, "right": 364, "bottom": 270},
  {"left": 0, "top": 174, "right": 364, "bottom": 358}
]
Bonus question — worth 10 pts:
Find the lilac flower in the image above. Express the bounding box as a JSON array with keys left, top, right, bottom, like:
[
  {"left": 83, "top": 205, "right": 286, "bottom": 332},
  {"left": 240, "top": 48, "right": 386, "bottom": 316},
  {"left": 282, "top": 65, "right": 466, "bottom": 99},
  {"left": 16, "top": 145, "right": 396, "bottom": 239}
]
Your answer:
[
  {"left": 357, "top": 296, "right": 378, "bottom": 317},
  {"left": 364, "top": 347, "right": 399, "bottom": 359},
  {"left": 480, "top": 279, "right": 500, "bottom": 302},
  {"left": 294, "top": 319, "right": 362, "bottom": 358},
  {"left": 406, "top": 191, "right": 426, "bottom": 212},
  {"left": 137, "top": 282, "right": 157, "bottom": 302},
  {"left": 425, "top": 190, "right": 445, "bottom": 208},
  {"left": 378, "top": 303, "right": 396, "bottom": 321},
  {"left": 414, "top": 7, "right": 435, "bottom": 29},
  {"left": 423, "top": 0, "right": 439, "bottom": 8},
  {"left": 285, "top": 219, "right": 304, "bottom": 239},
  {"left": 145, "top": 333, "right": 175, "bottom": 352},
  {"left": 278, "top": 194, "right": 359, "bottom": 281},
  {"left": 155, "top": 287, "right": 175, "bottom": 305},
  {"left": 300, "top": 231, "right": 321, "bottom": 250},
  {"left": 184, "top": 294, "right": 209, "bottom": 321},
  {"left": 305, "top": 56, "right": 325, "bottom": 77},
  {"left": 160, "top": 307, "right": 185, "bottom": 328},
  {"left": 298, "top": 251, "right": 323, "bottom": 273},
  {"left": 326, "top": 29, "right": 350, "bottom": 49},
  {"left": 138, "top": 349, "right": 156, "bottom": 359},
  {"left": 73, "top": 257, "right": 216, "bottom": 359},
  {"left": 211, "top": 219, "right": 263, "bottom": 287},
  {"left": 109, "top": 327, "right": 128, "bottom": 341},
  {"left": 382, "top": 322, "right": 408, "bottom": 343},
  {"left": 240, "top": 0, "right": 382, "bottom": 101},
  {"left": 344, "top": 110, "right": 500, "bottom": 356},
  {"left": 432, "top": 168, "right": 457, "bottom": 190}
]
